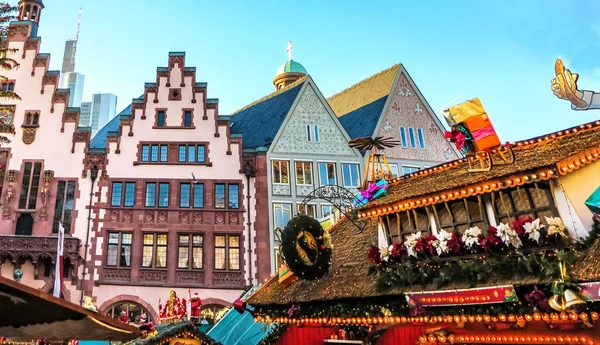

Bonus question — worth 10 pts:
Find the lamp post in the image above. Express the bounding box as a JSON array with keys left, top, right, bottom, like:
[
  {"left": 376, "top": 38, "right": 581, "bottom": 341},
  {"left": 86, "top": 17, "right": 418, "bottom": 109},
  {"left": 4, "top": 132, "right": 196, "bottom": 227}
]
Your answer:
[
  {"left": 80, "top": 165, "right": 98, "bottom": 305},
  {"left": 243, "top": 162, "right": 255, "bottom": 286}
]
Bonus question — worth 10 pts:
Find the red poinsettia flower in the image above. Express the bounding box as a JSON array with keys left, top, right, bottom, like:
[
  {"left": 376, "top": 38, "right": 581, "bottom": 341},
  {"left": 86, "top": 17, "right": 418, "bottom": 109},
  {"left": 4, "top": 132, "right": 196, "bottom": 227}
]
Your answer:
[
  {"left": 446, "top": 232, "right": 463, "bottom": 254},
  {"left": 479, "top": 226, "right": 503, "bottom": 252},
  {"left": 414, "top": 235, "right": 437, "bottom": 256},
  {"left": 367, "top": 245, "right": 381, "bottom": 265},
  {"left": 390, "top": 242, "right": 407, "bottom": 258},
  {"left": 512, "top": 216, "right": 533, "bottom": 237}
]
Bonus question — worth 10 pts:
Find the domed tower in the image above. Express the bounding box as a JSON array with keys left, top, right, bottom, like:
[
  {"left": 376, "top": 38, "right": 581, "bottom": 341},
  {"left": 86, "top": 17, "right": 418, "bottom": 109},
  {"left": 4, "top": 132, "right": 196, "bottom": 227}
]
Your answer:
[
  {"left": 273, "top": 41, "right": 308, "bottom": 90},
  {"left": 17, "top": 0, "right": 44, "bottom": 37}
]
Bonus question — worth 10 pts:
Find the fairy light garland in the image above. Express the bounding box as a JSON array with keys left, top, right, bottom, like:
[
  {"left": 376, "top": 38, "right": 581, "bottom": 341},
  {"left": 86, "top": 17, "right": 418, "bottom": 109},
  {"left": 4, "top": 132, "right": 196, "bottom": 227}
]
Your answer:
[
  {"left": 359, "top": 168, "right": 557, "bottom": 218},
  {"left": 359, "top": 119, "right": 600, "bottom": 219},
  {"left": 254, "top": 311, "right": 599, "bottom": 326},
  {"left": 419, "top": 334, "right": 595, "bottom": 345}
]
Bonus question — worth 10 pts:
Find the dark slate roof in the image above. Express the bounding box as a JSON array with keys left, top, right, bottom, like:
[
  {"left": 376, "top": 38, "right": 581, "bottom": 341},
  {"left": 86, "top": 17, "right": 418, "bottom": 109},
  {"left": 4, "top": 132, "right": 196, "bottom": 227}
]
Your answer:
[
  {"left": 338, "top": 95, "right": 387, "bottom": 139},
  {"left": 90, "top": 95, "right": 141, "bottom": 149},
  {"left": 229, "top": 78, "right": 305, "bottom": 149}
]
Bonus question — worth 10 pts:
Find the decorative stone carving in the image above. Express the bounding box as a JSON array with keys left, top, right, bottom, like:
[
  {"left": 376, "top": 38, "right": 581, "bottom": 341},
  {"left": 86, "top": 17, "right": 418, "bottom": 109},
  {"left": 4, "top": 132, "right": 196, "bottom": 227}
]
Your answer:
[
  {"left": 193, "top": 212, "right": 203, "bottom": 224},
  {"left": 157, "top": 211, "right": 168, "bottom": 223},
  {"left": 271, "top": 84, "right": 356, "bottom": 156},
  {"left": 122, "top": 210, "right": 133, "bottom": 223},
  {"left": 144, "top": 211, "right": 154, "bottom": 223},
  {"left": 21, "top": 127, "right": 37, "bottom": 144},
  {"left": 38, "top": 170, "right": 54, "bottom": 221},
  {"left": 139, "top": 270, "right": 167, "bottom": 283},
  {"left": 179, "top": 211, "right": 189, "bottom": 224},
  {"left": 215, "top": 213, "right": 225, "bottom": 224},
  {"left": 176, "top": 271, "right": 204, "bottom": 285},
  {"left": 272, "top": 184, "right": 291, "bottom": 196},
  {"left": 213, "top": 272, "right": 243, "bottom": 286},
  {"left": 109, "top": 210, "right": 120, "bottom": 222},
  {"left": 102, "top": 268, "right": 131, "bottom": 282},
  {"left": 0, "top": 235, "right": 80, "bottom": 265},
  {"left": 228, "top": 213, "right": 239, "bottom": 225},
  {"left": 296, "top": 185, "right": 314, "bottom": 197},
  {"left": 2, "top": 170, "right": 17, "bottom": 218}
]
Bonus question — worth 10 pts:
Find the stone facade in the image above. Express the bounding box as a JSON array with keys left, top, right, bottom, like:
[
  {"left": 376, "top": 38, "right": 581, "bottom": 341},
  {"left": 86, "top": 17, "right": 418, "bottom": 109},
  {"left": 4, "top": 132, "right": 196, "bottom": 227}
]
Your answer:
[
  {"left": 85, "top": 52, "right": 249, "bottom": 317},
  {"left": 0, "top": 4, "right": 89, "bottom": 301}
]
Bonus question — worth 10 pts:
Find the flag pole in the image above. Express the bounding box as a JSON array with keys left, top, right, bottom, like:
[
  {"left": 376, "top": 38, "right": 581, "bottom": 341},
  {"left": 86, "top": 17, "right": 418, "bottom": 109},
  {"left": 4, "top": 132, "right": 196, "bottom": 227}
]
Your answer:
[{"left": 53, "top": 221, "right": 65, "bottom": 298}]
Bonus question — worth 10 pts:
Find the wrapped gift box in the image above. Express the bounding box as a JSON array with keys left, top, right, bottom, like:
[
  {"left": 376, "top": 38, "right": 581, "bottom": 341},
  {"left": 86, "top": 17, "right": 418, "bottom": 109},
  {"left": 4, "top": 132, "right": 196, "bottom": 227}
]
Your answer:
[
  {"left": 278, "top": 264, "right": 298, "bottom": 288},
  {"left": 585, "top": 186, "right": 600, "bottom": 220},
  {"left": 372, "top": 179, "right": 388, "bottom": 200},
  {"left": 463, "top": 113, "right": 501, "bottom": 151},
  {"left": 353, "top": 194, "right": 369, "bottom": 208},
  {"left": 445, "top": 97, "right": 487, "bottom": 125}
]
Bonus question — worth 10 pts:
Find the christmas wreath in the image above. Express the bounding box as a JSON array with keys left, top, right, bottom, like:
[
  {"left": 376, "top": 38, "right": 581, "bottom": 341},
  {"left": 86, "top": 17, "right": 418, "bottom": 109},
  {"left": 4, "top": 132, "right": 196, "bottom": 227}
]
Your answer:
[{"left": 281, "top": 215, "right": 332, "bottom": 280}]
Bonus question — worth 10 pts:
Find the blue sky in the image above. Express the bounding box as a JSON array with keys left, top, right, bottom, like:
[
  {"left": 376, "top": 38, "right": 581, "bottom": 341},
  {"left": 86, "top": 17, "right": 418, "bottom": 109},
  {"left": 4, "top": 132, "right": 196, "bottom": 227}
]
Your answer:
[{"left": 32, "top": 0, "right": 600, "bottom": 141}]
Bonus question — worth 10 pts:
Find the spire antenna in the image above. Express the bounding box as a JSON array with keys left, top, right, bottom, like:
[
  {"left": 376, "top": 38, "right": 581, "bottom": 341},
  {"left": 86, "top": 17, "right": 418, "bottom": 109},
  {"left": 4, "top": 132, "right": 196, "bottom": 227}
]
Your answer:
[
  {"left": 286, "top": 41, "right": 294, "bottom": 61},
  {"left": 71, "top": 6, "right": 82, "bottom": 67}
]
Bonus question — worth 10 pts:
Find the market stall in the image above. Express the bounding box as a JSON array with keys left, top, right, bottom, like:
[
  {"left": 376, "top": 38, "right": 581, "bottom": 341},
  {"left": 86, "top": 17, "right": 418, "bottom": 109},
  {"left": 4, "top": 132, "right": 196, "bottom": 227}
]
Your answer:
[
  {"left": 0, "top": 276, "right": 140, "bottom": 342},
  {"left": 246, "top": 115, "right": 600, "bottom": 344}
]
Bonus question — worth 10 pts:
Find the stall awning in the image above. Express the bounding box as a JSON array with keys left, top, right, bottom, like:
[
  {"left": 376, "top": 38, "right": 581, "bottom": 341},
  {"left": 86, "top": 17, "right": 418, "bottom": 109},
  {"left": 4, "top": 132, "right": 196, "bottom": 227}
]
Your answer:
[{"left": 0, "top": 276, "right": 140, "bottom": 341}]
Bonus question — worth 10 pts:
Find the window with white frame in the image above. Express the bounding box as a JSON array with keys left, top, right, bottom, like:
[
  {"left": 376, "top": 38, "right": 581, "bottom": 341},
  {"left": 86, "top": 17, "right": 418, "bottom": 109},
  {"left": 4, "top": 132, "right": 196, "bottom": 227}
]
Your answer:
[
  {"left": 318, "top": 162, "right": 336, "bottom": 186},
  {"left": 341, "top": 163, "right": 360, "bottom": 188},
  {"left": 389, "top": 164, "right": 399, "bottom": 178},
  {"left": 417, "top": 128, "right": 426, "bottom": 149},
  {"left": 273, "top": 203, "right": 293, "bottom": 234},
  {"left": 321, "top": 205, "right": 334, "bottom": 218},
  {"left": 272, "top": 160, "right": 289, "bottom": 184},
  {"left": 402, "top": 166, "right": 420, "bottom": 175},
  {"left": 295, "top": 161, "right": 313, "bottom": 185},
  {"left": 297, "top": 203, "right": 317, "bottom": 218},
  {"left": 306, "top": 125, "right": 320, "bottom": 142},
  {"left": 399, "top": 127, "right": 408, "bottom": 148},
  {"left": 408, "top": 128, "right": 417, "bottom": 148}
]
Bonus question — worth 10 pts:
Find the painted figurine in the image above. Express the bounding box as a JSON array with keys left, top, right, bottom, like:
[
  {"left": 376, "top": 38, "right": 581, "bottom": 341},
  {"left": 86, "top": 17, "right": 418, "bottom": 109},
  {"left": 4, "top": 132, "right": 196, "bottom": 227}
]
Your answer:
[
  {"left": 552, "top": 59, "right": 600, "bottom": 111},
  {"left": 119, "top": 310, "right": 129, "bottom": 323},
  {"left": 190, "top": 292, "right": 202, "bottom": 320}
]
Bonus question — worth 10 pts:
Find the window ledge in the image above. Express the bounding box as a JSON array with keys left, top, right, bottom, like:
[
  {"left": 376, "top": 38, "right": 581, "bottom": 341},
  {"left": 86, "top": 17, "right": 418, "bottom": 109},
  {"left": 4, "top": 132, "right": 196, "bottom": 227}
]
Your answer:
[
  {"left": 152, "top": 126, "right": 196, "bottom": 130},
  {"left": 134, "top": 161, "right": 211, "bottom": 166},
  {"left": 140, "top": 267, "right": 168, "bottom": 271},
  {"left": 22, "top": 124, "right": 39, "bottom": 129},
  {"left": 105, "top": 206, "right": 243, "bottom": 212},
  {"left": 103, "top": 266, "right": 132, "bottom": 270}
]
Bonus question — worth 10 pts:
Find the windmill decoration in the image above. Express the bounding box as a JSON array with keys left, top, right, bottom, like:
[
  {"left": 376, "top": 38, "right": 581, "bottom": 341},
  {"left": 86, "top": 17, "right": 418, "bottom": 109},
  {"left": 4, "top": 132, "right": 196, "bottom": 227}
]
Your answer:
[{"left": 349, "top": 136, "right": 401, "bottom": 208}]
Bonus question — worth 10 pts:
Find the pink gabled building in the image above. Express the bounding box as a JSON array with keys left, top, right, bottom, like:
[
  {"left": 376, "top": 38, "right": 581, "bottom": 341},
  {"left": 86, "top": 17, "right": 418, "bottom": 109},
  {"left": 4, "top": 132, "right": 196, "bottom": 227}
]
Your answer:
[
  {"left": 85, "top": 52, "right": 253, "bottom": 322},
  {"left": 0, "top": 0, "right": 90, "bottom": 302}
]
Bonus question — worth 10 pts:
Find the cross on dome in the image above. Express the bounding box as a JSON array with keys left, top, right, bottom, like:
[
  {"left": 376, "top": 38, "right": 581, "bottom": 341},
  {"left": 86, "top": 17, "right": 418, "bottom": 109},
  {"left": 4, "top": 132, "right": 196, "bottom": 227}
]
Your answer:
[{"left": 286, "top": 41, "right": 294, "bottom": 61}]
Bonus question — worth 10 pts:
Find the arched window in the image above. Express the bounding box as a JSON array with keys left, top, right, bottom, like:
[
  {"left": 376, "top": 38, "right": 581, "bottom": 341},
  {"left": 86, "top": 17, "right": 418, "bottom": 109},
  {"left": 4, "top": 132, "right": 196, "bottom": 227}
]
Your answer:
[
  {"left": 199, "top": 304, "right": 229, "bottom": 325},
  {"left": 31, "top": 6, "right": 38, "bottom": 20},
  {"left": 106, "top": 301, "right": 153, "bottom": 324},
  {"left": 24, "top": 5, "right": 31, "bottom": 20}
]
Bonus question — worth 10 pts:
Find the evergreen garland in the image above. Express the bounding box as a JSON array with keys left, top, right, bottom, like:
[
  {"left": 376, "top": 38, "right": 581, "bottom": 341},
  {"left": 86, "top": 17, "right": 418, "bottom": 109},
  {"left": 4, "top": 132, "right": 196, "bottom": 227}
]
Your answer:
[
  {"left": 371, "top": 248, "right": 575, "bottom": 291},
  {"left": 0, "top": 3, "right": 20, "bottom": 146},
  {"left": 281, "top": 215, "right": 332, "bottom": 280},
  {"left": 257, "top": 324, "right": 289, "bottom": 345}
]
